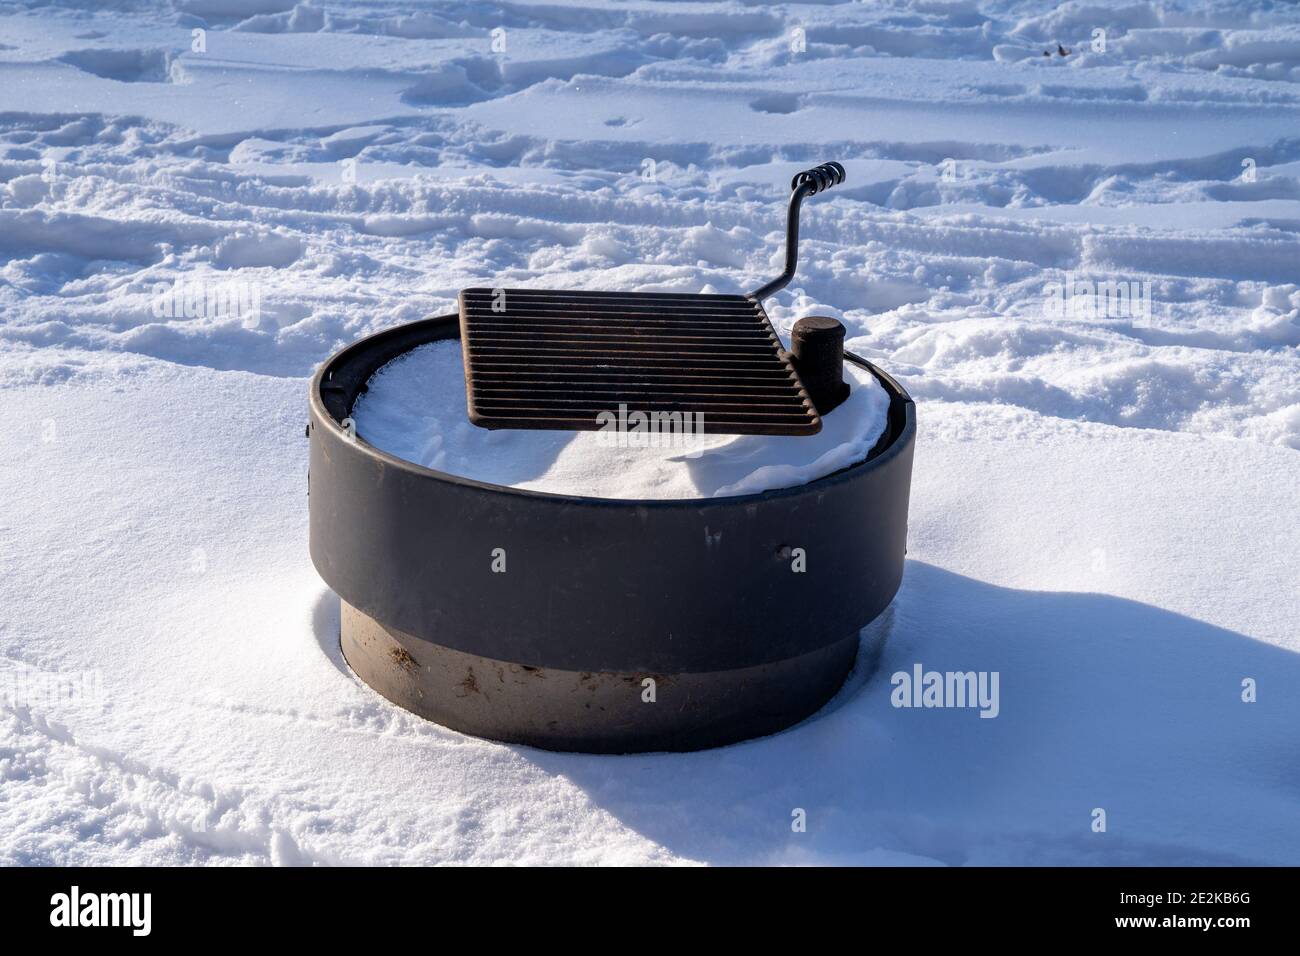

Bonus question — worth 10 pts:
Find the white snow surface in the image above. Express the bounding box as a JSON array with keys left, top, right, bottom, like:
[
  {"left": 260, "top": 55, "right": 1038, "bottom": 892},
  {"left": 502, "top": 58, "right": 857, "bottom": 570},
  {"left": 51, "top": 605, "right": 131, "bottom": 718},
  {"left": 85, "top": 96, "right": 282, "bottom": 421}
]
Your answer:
[
  {"left": 350, "top": 339, "right": 890, "bottom": 499},
  {"left": 1, "top": 0, "right": 1298, "bottom": 865}
]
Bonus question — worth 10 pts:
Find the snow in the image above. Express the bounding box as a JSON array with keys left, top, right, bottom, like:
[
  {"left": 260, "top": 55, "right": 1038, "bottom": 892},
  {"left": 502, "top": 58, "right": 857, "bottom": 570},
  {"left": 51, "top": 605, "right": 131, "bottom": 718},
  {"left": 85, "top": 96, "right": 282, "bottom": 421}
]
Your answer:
[
  {"left": 350, "top": 339, "right": 890, "bottom": 499},
  {"left": 1, "top": 0, "right": 1298, "bottom": 865}
]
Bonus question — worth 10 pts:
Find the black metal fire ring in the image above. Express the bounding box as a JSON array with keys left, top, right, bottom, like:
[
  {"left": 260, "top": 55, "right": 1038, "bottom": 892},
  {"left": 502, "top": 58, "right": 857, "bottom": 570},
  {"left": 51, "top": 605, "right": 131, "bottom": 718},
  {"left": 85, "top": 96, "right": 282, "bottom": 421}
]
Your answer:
[{"left": 308, "top": 312, "right": 915, "bottom": 752}]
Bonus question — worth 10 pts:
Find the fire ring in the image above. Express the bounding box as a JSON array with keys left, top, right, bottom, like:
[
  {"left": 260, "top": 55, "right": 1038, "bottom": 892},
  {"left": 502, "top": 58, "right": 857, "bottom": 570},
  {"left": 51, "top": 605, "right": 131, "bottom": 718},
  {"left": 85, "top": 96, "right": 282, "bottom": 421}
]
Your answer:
[{"left": 308, "top": 312, "right": 915, "bottom": 753}]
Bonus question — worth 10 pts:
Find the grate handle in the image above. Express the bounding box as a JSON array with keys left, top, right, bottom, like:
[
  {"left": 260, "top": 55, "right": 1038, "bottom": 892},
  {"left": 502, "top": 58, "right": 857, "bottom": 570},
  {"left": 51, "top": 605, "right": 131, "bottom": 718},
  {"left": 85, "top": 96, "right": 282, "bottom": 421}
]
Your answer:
[{"left": 751, "top": 161, "right": 846, "bottom": 302}]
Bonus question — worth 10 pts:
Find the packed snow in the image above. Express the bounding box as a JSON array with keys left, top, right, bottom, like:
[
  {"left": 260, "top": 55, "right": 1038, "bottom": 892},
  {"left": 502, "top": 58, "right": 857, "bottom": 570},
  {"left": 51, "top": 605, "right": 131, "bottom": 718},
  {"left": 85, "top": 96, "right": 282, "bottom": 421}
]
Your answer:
[
  {"left": 350, "top": 339, "right": 891, "bottom": 498},
  {"left": 1, "top": 0, "right": 1298, "bottom": 865}
]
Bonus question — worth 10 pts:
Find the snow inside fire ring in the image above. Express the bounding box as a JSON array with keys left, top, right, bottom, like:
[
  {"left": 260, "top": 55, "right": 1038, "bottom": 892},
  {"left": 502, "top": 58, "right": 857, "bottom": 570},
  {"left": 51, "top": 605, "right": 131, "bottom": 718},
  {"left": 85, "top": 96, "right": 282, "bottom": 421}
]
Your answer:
[{"left": 350, "top": 339, "right": 891, "bottom": 500}]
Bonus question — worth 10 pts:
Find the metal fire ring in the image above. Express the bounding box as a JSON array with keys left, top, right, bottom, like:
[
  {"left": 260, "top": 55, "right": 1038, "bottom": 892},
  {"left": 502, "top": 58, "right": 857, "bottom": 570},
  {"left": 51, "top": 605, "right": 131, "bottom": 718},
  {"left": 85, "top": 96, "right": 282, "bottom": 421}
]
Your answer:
[{"left": 308, "top": 313, "right": 915, "bottom": 752}]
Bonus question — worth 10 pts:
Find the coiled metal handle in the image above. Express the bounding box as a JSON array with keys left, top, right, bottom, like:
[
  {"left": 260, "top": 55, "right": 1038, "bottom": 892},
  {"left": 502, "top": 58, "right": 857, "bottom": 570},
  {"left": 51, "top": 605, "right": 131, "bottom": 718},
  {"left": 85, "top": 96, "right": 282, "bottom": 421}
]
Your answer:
[
  {"left": 791, "top": 161, "right": 846, "bottom": 196},
  {"left": 751, "top": 160, "right": 847, "bottom": 301}
]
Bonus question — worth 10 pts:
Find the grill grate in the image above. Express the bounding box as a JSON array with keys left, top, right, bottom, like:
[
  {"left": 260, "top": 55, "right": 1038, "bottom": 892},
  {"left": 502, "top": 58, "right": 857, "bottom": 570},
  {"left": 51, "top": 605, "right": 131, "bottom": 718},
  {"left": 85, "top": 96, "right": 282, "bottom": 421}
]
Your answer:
[{"left": 458, "top": 288, "right": 821, "bottom": 435}]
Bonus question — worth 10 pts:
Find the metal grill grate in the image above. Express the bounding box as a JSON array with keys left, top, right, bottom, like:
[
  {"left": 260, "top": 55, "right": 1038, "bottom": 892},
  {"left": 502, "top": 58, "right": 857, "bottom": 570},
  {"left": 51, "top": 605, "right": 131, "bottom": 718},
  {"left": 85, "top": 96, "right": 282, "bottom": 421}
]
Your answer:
[{"left": 458, "top": 288, "right": 821, "bottom": 435}]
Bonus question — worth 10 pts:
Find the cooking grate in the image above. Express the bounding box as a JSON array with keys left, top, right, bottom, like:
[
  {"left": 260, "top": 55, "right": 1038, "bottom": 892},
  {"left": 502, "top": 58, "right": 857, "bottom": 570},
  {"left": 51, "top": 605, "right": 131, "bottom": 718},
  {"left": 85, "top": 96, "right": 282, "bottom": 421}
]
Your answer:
[
  {"left": 458, "top": 161, "right": 846, "bottom": 437},
  {"left": 459, "top": 288, "right": 820, "bottom": 435}
]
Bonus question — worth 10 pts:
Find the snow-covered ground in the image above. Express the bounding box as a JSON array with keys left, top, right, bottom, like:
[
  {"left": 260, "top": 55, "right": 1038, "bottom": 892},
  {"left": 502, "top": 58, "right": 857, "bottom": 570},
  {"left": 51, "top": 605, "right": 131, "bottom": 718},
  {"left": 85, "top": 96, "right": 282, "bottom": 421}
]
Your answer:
[{"left": 2, "top": 0, "right": 1298, "bottom": 865}]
